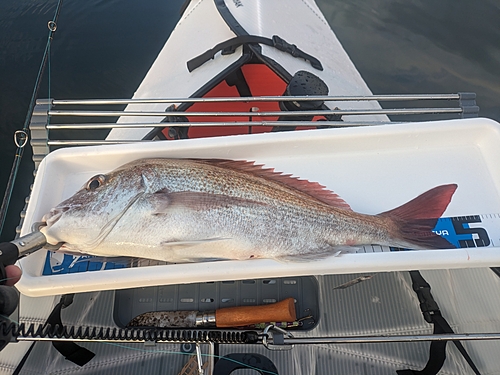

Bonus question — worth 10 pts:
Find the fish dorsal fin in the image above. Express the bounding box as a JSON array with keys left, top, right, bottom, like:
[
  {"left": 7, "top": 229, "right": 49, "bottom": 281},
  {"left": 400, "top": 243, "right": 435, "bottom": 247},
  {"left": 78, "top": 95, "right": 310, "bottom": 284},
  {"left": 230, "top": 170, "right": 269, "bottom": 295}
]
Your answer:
[{"left": 195, "top": 159, "right": 351, "bottom": 210}]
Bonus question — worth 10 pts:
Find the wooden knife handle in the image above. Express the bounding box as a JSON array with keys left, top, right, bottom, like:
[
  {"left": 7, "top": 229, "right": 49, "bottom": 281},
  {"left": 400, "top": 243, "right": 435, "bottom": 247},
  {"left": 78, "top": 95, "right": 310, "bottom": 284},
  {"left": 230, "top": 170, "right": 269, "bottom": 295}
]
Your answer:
[{"left": 215, "top": 298, "right": 297, "bottom": 328}]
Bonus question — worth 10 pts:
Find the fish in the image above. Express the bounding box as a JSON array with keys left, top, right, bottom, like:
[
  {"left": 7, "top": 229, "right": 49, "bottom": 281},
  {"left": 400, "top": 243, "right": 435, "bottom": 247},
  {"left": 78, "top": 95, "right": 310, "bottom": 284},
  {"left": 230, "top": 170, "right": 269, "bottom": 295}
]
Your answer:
[{"left": 40, "top": 158, "right": 457, "bottom": 263}]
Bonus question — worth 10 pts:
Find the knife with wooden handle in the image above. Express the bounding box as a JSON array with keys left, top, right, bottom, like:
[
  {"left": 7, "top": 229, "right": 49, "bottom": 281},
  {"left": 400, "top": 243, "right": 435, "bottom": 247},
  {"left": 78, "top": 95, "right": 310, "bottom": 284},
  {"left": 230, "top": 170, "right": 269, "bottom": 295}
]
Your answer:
[{"left": 127, "top": 298, "right": 297, "bottom": 328}]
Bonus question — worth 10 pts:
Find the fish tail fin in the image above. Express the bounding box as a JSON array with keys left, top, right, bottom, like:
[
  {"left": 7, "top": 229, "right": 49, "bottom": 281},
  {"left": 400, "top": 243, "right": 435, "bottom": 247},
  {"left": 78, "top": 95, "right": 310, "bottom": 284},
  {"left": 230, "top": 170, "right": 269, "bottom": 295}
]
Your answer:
[{"left": 378, "top": 184, "right": 458, "bottom": 249}]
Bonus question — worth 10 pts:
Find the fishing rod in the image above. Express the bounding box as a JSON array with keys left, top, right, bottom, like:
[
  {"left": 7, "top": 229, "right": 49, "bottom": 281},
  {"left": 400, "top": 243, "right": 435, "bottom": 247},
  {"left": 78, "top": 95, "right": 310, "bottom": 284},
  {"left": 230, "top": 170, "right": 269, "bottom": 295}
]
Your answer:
[
  {"left": 0, "top": 0, "right": 64, "bottom": 236},
  {"left": 2, "top": 321, "right": 500, "bottom": 345}
]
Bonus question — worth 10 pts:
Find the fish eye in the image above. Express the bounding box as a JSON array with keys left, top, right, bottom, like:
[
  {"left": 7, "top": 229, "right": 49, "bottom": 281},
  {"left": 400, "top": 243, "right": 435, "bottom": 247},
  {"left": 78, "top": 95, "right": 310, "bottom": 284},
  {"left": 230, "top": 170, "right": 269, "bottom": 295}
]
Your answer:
[{"left": 85, "top": 174, "right": 106, "bottom": 191}]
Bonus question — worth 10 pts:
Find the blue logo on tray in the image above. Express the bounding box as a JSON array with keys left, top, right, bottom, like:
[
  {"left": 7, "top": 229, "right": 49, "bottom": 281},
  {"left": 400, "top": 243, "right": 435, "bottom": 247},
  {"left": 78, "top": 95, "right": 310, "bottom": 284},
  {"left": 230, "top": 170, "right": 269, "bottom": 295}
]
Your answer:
[
  {"left": 42, "top": 252, "right": 126, "bottom": 275},
  {"left": 433, "top": 216, "right": 490, "bottom": 248}
]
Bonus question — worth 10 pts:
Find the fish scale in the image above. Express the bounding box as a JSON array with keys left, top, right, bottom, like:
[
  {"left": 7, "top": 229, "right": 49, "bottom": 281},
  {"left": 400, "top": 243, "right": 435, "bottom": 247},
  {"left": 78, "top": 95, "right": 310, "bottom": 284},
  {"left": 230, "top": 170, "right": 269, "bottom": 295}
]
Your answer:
[{"left": 41, "top": 158, "right": 457, "bottom": 262}]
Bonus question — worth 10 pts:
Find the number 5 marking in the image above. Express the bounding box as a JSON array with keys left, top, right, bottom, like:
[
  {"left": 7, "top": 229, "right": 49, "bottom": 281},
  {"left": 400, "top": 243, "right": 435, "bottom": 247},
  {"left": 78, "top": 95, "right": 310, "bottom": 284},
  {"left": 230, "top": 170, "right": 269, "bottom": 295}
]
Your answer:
[{"left": 452, "top": 216, "right": 490, "bottom": 248}]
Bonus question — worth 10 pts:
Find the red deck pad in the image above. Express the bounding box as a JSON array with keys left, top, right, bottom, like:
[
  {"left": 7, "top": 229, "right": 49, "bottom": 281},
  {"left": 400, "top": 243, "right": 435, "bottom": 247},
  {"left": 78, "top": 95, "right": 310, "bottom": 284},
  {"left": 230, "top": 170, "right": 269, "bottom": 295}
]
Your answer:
[{"left": 163, "top": 64, "right": 323, "bottom": 139}]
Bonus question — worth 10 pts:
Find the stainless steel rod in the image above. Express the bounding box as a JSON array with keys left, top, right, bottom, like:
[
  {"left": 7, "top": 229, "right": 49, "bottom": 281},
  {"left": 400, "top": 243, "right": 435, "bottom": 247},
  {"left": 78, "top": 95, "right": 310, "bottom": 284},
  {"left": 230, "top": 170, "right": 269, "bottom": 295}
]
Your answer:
[
  {"left": 280, "top": 333, "right": 500, "bottom": 344},
  {"left": 47, "top": 122, "right": 158, "bottom": 129},
  {"left": 16, "top": 336, "right": 247, "bottom": 344},
  {"left": 43, "top": 140, "right": 149, "bottom": 146},
  {"left": 51, "top": 94, "right": 460, "bottom": 105},
  {"left": 47, "top": 108, "right": 462, "bottom": 117},
  {"left": 16, "top": 332, "right": 500, "bottom": 344},
  {"left": 46, "top": 121, "right": 394, "bottom": 129},
  {"left": 15, "top": 336, "right": 159, "bottom": 343}
]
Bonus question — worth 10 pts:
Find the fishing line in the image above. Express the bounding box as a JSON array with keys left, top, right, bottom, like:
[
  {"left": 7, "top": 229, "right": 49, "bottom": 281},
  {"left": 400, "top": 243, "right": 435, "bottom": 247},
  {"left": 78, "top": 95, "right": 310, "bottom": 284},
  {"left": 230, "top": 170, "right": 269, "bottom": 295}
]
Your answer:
[
  {"left": 102, "top": 342, "right": 279, "bottom": 375},
  {"left": 0, "top": 315, "right": 19, "bottom": 326},
  {"left": 0, "top": 276, "right": 17, "bottom": 284},
  {"left": 0, "top": 0, "right": 63, "bottom": 236}
]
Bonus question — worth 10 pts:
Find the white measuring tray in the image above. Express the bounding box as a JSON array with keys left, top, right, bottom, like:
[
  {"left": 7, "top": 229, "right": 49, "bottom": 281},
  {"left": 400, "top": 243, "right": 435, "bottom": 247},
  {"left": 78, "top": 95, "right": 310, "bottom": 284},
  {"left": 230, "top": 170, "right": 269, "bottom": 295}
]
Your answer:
[{"left": 17, "top": 118, "right": 500, "bottom": 296}]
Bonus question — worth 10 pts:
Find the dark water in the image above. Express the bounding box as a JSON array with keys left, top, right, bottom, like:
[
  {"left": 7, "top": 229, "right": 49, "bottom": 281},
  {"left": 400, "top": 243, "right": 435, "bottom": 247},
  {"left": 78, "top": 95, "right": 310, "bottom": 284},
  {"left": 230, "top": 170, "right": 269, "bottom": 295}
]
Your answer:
[{"left": 0, "top": 0, "right": 499, "bottom": 242}]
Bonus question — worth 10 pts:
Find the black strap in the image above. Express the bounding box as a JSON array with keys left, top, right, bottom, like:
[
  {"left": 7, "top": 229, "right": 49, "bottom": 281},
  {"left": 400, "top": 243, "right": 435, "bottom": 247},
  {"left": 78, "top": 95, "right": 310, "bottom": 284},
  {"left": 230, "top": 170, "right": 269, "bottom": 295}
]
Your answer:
[
  {"left": 397, "top": 271, "right": 480, "bottom": 375},
  {"left": 46, "top": 294, "right": 95, "bottom": 367},
  {"left": 12, "top": 294, "right": 94, "bottom": 373},
  {"left": 213, "top": 353, "right": 279, "bottom": 375},
  {"left": 161, "top": 104, "right": 189, "bottom": 140},
  {"left": 187, "top": 35, "right": 323, "bottom": 72}
]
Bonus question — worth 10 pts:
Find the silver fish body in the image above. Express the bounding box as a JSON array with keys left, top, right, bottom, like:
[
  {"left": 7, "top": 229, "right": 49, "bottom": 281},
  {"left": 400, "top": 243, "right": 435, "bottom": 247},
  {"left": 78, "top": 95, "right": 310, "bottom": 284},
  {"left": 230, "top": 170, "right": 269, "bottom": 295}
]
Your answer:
[{"left": 41, "top": 158, "right": 457, "bottom": 262}]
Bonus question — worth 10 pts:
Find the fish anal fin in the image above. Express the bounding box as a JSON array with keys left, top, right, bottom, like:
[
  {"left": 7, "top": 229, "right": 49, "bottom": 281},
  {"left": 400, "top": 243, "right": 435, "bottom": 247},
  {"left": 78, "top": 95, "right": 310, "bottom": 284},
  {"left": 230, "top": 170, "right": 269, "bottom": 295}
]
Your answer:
[
  {"left": 276, "top": 245, "right": 357, "bottom": 262},
  {"left": 195, "top": 159, "right": 351, "bottom": 210},
  {"left": 379, "top": 184, "right": 458, "bottom": 249}
]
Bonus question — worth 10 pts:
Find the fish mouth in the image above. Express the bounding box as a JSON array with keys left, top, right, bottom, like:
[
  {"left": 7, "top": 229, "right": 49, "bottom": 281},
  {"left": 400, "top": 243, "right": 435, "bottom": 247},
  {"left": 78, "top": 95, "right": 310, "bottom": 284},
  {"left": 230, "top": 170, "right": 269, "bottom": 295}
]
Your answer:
[
  {"left": 42, "top": 206, "right": 69, "bottom": 228},
  {"left": 34, "top": 221, "right": 65, "bottom": 250}
]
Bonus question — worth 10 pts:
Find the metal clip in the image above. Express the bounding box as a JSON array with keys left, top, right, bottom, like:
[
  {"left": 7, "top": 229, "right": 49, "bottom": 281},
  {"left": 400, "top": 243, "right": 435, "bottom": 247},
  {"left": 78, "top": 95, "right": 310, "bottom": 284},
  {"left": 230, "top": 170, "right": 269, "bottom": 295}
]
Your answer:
[
  {"left": 262, "top": 324, "right": 294, "bottom": 351},
  {"left": 195, "top": 343, "right": 204, "bottom": 375},
  {"left": 410, "top": 275, "right": 440, "bottom": 323}
]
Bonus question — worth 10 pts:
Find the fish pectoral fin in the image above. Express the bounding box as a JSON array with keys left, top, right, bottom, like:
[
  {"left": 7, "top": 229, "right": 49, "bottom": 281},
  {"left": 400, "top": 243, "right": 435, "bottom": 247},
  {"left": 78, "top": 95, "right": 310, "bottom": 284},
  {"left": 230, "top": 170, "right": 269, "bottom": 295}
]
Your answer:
[
  {"left": 151, "top": 190, "right": 266, "bottom": 214},
  {"left": 160, "top": 237, "right": 231, "bottom": 249}
]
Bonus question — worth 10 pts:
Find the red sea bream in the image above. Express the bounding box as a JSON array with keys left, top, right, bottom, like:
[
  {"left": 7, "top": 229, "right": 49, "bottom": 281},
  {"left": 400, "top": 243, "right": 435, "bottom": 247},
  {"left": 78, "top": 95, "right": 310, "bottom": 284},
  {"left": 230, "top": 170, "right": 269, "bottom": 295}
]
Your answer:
[{"left": 41, "top": 158, "right": 457, "bottom": 262}]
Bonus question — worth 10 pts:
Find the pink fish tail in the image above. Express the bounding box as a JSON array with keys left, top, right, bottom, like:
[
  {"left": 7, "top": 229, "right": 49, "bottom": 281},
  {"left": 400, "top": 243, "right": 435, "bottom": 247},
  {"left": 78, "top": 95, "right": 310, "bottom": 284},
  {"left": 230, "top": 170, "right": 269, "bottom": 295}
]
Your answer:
[{"left": 378, "top": 184, "right": 458, "bottom": 249}]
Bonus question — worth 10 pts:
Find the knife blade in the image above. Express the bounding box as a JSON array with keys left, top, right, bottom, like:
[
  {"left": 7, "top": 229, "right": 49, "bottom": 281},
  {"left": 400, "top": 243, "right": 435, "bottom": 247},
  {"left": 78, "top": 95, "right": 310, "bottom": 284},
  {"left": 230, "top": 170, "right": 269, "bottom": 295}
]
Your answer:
[{"left": 127, "top": 298, "right": 297, "bottom": 328}]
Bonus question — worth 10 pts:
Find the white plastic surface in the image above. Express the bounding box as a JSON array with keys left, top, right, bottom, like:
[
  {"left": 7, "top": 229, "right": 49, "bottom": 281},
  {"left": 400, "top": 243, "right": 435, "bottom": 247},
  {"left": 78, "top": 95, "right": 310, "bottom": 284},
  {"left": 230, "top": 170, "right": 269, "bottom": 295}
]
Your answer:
[
  {"left": 222, "top": 0, "right": 387, "bottom": 121},
  {"left": 108, "top": 0, "right": 241, "bottom": 140},
  {"left": 17, "top": 118, "right": 500, "bottom": 296}
]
